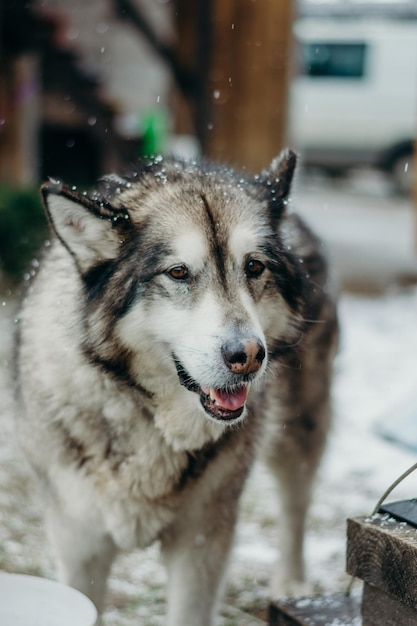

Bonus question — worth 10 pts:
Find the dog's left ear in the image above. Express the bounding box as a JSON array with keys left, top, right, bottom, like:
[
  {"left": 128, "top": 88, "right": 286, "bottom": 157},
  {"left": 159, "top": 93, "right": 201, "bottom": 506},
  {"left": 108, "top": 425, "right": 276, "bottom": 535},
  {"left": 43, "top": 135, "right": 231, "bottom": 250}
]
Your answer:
[
  {"left": 41, "top": 181, "right": 131, "bottom": 274},
  {"left": 263, "top": 148, "right": 297, "bottom": 203}
]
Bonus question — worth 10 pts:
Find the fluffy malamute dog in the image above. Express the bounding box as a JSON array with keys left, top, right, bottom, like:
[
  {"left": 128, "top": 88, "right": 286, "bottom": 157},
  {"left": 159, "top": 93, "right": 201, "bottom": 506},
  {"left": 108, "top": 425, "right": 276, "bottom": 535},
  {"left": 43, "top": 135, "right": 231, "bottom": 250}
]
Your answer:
[{"left": 15, "top": 150, "right": 338, "bottom": 625}]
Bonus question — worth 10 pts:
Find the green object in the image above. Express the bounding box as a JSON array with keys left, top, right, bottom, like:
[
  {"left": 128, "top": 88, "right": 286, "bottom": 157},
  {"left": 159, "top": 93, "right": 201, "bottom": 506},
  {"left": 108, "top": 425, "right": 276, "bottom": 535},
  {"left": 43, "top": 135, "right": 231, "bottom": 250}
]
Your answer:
[
  {"left": 0, "top": 184, "right": 47, "bottom": 283},
  {"left": 139, "top": 109, "right": 167, "bottom": 157}
]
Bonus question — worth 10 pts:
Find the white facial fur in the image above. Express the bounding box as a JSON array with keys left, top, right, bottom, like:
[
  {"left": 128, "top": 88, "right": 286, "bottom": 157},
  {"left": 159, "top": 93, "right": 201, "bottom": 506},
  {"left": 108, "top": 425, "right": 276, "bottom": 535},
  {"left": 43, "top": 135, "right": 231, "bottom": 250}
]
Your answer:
[{"left": 169, "top": 228, "right": 208, "bottom": 275}]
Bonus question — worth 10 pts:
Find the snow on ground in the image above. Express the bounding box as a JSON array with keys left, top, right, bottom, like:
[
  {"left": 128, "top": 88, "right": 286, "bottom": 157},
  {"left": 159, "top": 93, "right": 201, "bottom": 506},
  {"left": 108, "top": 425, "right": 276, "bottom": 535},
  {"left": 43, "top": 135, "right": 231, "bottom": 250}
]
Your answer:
[
  {"left": 231, "top": 286, "right": 417, "bottom": 606},
  {"left": 0, "top": 283, "right": 416, "bottom": 624}
]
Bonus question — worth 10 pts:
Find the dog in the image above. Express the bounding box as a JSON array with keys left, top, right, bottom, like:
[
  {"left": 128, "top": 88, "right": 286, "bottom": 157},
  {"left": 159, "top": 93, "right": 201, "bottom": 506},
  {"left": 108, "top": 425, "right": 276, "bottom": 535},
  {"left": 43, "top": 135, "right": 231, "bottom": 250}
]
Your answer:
[{"left": 15, "top": 149, "right": 338, "bottom": 625}]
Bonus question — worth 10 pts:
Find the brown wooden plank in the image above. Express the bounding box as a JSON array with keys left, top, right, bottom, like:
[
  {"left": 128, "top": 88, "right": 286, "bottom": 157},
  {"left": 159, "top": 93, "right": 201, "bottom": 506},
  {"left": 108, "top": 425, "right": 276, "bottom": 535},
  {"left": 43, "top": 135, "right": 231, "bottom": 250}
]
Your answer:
[
  {"left": 362, "top": 584, "right": 417, "bottom": 626},
  {"left": 347, "top": 515, "right": 417, "bottom": 609},
  {"left": 269, "top": 592, "right": 362, "bottom": 625}
]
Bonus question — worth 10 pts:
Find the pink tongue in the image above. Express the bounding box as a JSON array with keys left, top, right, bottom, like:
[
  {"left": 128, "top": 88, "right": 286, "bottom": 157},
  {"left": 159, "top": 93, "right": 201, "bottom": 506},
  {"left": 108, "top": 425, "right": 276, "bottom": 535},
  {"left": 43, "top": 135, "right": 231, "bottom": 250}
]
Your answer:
[{"left": 211, "top": 387, "right": 248, "bottom": 411}]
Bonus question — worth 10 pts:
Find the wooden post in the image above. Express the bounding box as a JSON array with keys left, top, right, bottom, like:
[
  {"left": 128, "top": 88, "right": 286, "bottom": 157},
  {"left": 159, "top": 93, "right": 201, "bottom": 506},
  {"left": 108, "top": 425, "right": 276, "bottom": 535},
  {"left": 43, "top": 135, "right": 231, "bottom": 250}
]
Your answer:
[
  {"left": 175, "top": 0, "right": 294, "bottom": 172},
  {"left": 207, "top": 0, "right": 294, "bottom": 171},
  {"left": 0, "top": 55, "right": 40, "bottom": 185},
  {"left": 347, "top": 514, "right": 417, "bottom": 625},
  {"left": 269, "top": 593, "right": 361, "bottom": 625},
  {"left": 0, "top": 58, "right": 20, "bottom": 183}
]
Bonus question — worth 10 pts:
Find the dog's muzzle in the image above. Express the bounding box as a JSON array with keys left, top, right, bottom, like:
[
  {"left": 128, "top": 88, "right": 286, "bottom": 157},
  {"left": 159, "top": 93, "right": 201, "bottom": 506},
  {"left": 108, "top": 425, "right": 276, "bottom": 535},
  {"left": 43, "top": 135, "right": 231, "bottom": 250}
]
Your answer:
[{"left": 173, "top": 337, "right": 266, "bottom": 423}]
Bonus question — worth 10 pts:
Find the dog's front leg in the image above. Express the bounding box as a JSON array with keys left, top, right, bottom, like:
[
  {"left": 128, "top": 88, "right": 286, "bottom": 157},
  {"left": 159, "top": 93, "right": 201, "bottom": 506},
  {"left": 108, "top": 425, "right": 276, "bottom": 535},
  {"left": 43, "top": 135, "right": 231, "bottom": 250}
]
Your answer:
[
  {"left": 45, "top": 500, "right": 117, "bottom": 614},
  {"left": 161, "top": 499, "right": 238, "bottom": 626},
  {"left": 264, "top": 377, "right": 333, "bottom": 597},
  {"left": 266, "top": 422, "right": 326, "bottom": 597}
]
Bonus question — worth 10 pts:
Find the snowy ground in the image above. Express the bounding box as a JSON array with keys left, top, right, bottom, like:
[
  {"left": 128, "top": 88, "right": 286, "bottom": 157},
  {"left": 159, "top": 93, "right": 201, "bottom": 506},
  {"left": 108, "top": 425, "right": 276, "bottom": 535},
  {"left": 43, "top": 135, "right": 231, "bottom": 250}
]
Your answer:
[
  {"left": 1, "top": 287, "right": 416, "bottom": 624},
  {"left": 1, "top": 178, "right": 417, "bottom": 624}
]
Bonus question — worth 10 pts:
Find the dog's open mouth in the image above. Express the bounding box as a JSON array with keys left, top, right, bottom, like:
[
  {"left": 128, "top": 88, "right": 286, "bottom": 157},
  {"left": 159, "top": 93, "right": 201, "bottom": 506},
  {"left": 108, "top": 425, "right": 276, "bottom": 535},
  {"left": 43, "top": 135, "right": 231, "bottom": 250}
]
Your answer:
[
  {"left": 174, "top": 359, "right": 248, "bottom": 422},
  {"left": 199, "top": 385, "right": 248, "bottom": 421}
]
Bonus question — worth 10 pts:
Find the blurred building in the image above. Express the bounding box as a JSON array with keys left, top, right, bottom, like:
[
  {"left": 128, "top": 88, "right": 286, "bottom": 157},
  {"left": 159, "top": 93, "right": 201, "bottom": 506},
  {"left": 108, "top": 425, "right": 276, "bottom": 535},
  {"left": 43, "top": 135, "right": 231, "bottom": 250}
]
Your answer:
[
  {"left": 0, "top": 0, "right": 172, "bottom": 186},
  {"left": 4, "top": 0, "right": 414, "bottom": 188},
  {"left": 1, "top": 0, "right": 299, "bottom": 181}
]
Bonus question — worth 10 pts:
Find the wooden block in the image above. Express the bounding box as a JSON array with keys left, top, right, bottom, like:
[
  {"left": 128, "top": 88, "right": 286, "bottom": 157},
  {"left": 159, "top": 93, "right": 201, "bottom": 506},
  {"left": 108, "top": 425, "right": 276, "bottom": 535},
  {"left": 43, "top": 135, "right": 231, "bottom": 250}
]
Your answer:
[
  {"left": 268, "top": 592, "right": 361, "bottom": 625},
  {"left": 361, "top": 584, "right": 417, "bottom": 626},
  {"left": 347, "top": 515, "right": 417, "bottom": 609}
]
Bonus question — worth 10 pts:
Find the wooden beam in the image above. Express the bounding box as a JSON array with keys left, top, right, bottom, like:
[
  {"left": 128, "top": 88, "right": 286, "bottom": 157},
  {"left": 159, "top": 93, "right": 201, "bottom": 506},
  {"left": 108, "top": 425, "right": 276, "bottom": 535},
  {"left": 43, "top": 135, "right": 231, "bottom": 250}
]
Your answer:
[
  {"left": 174, "top": 0, "right": 294, "bottom": 171},
  {"left": 0, "top": 55, "right": 40, "bottom": 185},
  {"left": 206, "top": 0, "right": 294, "bottom": 171},
  {"left": 347, "top": 515, "right": 417, "bottom": 609},
  {"left": 269, "top": 592, "right": 361, "bottom": 625}
]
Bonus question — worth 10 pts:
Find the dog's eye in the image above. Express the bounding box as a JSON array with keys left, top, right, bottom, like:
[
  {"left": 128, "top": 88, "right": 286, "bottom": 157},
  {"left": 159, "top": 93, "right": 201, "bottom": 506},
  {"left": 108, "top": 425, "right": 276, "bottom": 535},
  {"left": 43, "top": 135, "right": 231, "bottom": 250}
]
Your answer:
[
  {"left": 245, "top": 259, "right": 265, "bottom": 278},
  {"left": 167, "top": 265, "right": 189, "bottom": 281}
]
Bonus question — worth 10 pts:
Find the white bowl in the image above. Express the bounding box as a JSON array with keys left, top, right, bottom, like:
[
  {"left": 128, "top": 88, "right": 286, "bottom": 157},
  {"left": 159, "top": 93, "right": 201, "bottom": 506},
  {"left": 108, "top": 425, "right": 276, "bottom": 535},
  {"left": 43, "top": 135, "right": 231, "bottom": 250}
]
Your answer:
[{"left": 0, "top": 572, "right": 97, "bottom": 626}]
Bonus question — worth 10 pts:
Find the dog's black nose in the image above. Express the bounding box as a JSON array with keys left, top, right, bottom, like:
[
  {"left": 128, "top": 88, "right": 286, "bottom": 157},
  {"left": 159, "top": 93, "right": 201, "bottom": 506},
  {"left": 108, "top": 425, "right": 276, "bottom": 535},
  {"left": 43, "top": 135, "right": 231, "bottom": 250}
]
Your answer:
[{"left": 222, "top": 338, "right": 266, "bottom": 375}]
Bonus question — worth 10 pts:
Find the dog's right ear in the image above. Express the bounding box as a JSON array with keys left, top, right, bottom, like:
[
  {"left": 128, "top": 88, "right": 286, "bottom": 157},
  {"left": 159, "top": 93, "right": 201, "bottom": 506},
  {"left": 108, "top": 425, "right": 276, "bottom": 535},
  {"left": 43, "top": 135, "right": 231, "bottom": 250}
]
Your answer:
[
  {"left": 264, "top": 148, "right": 297, "bottom": 202},
  {"left": 41, "top": 182, "right": 131, "bottom": 273}
]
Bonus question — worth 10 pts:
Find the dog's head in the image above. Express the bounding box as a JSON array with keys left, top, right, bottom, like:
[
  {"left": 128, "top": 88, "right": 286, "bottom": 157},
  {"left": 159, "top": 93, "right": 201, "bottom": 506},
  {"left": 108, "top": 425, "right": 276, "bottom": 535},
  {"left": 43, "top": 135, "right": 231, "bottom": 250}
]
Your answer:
[{"left": 41, "top": 150, "right": 307, "bottom": 425}]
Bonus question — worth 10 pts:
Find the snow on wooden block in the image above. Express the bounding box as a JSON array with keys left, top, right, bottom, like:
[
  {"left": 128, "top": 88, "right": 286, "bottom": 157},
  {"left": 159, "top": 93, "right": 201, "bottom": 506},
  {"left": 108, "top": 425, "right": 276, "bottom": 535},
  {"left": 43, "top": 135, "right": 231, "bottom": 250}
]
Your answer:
[
  {"left": 268, "top": 592, "right": 361, "bottom": 625},
  {"left": 347, "top": 514, "right": 417, "bottom": 609}
]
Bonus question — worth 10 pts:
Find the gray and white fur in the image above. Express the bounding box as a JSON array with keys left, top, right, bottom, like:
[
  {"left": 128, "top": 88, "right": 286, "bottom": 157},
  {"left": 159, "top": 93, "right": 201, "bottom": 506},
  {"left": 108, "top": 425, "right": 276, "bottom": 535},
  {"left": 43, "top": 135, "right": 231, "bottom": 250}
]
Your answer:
[{"left": 15, "top": 150, "right": 338, "bottom": 625}]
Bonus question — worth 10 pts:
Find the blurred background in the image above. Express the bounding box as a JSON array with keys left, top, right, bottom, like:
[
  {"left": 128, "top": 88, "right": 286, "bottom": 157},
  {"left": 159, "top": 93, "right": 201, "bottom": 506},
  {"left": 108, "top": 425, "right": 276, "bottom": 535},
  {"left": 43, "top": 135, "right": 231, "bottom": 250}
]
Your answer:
[
  {"left": 1, "top": 1, "right": 417, "bottom": 624},
  {"left": 1, "top": 0, "right": 417, "bottom": 287}
]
